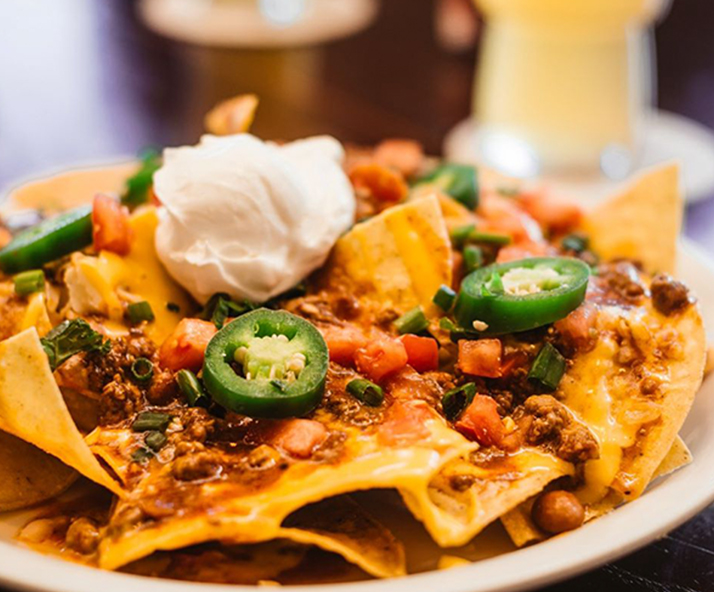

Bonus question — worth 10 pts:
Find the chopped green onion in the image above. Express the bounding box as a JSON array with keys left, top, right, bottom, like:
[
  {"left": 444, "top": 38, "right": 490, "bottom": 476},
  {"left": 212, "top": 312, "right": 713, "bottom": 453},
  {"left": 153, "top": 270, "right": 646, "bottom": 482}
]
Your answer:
[
  {"left": 131, "top": 357, "right": 154, "bottom": 383},
  {"left": 127, "top": 301, "right": 155, "bottom": 324},
  {"left": 131, "top": 411, "right": 171, "bottom": 432},
  {"left": 415, "top": 164, "right": 479, "bottom": 210},
  {"left": 145, "top": 431, "right": 167, "bottom": 452},
  {"left": 176, "top": 369, "right": 209, "bottom": 407},
  {"left": 13, "top": 269, "right": 45, "bottom": 296},
  {"left": 199, "top": 293, "right": 256, "bottom": 329},
  {"left": 561, "top": 233, "right": 589, "bottom": 254},
  {"left": 450, "top": 224, "right": 475, "bottom": 249},
  {"left": 122, "top": 148, "right": 162, "bottom": 208},
  {"left": 463, "top": 245, "right": 483, "bottom": 274},
  {"left": 346, "top": 379, "right": 384, "bottom": 407},
  {"left": 433, "top": 284, "right": 456, "bottom": 312},
  {"left": 439, "top": 317, "right": 480, "bottom": 342},
  {"left": 40, "top": 319, "right": 109, "bottom": 370},
  {"left": 131, "top": 447, "right": 154, "bottom": 463},
  {"left": 469, "top": 231, "right": 512, "bottom": 246},
  {"left": 394, "top": 306, "right": 429, "bottom": 335},
  {"left": 442, "top": 383, "right": 476, "bottom": 421},
  {"left": 166, "top": 302, "right": 180, "bottom": 313},
  {"left": 528, "top": 343, "right": 566, "bottom": 392}
]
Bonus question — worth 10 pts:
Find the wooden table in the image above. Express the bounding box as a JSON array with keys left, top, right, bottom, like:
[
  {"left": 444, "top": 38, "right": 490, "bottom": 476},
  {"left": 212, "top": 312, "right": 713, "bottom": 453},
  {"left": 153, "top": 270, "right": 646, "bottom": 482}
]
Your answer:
[{"left": 1, "top": 0, "right": 713, "bottom": 590}]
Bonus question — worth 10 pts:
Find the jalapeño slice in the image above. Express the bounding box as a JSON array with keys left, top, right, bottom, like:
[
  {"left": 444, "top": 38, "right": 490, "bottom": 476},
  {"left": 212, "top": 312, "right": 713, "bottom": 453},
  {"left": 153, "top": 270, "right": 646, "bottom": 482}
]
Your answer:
[
  {"left": 202, "top": 308, "right": 329, "bottom": 418},
  {"left": 454, "top": 257, "right": 589, "bottom": 336},
  {"left": 0, "top": 205, "right": 93, "bottom": 273}
]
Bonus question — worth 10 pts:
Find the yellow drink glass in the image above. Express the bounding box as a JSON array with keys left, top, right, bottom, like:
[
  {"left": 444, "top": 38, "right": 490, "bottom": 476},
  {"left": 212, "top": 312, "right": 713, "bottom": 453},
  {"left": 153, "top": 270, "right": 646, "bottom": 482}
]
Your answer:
[{"left": 473, "top": 0, "right": 670, "bottom": 177}]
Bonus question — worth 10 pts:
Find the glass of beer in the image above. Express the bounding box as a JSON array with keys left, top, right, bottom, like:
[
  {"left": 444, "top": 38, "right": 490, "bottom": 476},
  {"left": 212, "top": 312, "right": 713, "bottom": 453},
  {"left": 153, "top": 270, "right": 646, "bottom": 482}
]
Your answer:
[{"left": 472, "top": 0, "right": 671, "bottom": 178}]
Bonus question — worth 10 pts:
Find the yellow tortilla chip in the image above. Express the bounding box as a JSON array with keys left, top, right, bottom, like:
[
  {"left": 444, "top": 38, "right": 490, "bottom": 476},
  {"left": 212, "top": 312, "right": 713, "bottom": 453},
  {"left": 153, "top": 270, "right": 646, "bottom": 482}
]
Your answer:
[
  {"left": 279, "top": 496, "right": 405, "bottom": 578},
  {"left": 653, "top": 435, "right": 692, "bottom": 479},
  {"left": 583, "top": 163, "right": 682, "bottom": 274},
  {"left": 324, "top": 195, "right": 452, "bottom": 314},
  {"left": 0, "top": 430, "right": 77, "bottom": 512},
  {"left": 402, "top": 449, "right": 572, "bottom": 547},
  {"left": 0, "top": 329, "right": 123, "bottom": 496},
  {"left": 204, "top": 94, "right": 259, "bottom": 136},
  {"left": 4, "top": 162, "right": 138, "bottom": 215}
]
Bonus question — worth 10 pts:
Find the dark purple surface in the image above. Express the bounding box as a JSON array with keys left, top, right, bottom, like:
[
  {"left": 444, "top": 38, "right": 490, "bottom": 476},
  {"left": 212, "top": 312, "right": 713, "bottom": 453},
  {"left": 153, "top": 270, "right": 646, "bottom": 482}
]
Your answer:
[{"left": 0, "top": 1, "right": 712, "bottom": 590}]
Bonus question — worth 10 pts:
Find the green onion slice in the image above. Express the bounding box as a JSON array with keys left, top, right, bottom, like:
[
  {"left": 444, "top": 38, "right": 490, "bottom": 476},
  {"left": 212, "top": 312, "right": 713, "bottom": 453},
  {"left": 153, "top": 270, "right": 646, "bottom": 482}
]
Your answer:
[
  {"left": 13, "top": 269, "right": 45, "bottom": 296},
  {"left": 131, "top": 411, "right": 171, "bottom": 432},
  {"left": 127, "top": 301, "right": 155, "bottom": 324},
  {"left": 442, "top": 383, "right": 476, "bottom": 421},
  {"left": 122, "top": 148, "right": 162, "bottom": 208},
  {"left": 450, "top": 224, "right": 475, "bottom": 249},
  {"left": 463, "top": 245, "right": 483, "bottom": 274},
  {"left": 145, "top": 430, "right": 168, "bottom": 452},
  {"left": 131, "top": 447, "right": 154, "bottom": 463},
  {"left": 433, "top": 284, "right": 456, "bottom": 312},
  {"left": 176, "top": 369, "right": 209, "bottom": 407},
  {"left": 561, "top": 233, "right": 589, "bottom": 253},
  {"left": 131, "top": 357, "right": 154, "bottom": 382},
  {"left": 346, "top": 378, "right": 384, "bottom": 407},
  {"left": 469, "top": 231, "right": 512, "bottom": 245},
  {"left": 394, "top": 306, "right": 429, "bottom": 335},
  {"left": 528, "top": 343, "right": 566, "bottom": 392}
]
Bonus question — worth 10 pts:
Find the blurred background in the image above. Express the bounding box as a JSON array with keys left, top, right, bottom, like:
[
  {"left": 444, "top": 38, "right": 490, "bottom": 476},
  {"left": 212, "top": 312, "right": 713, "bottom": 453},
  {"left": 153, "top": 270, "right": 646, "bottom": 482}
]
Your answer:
[{"left": 0, "top": 1, "right": 713, "bottom": 590}]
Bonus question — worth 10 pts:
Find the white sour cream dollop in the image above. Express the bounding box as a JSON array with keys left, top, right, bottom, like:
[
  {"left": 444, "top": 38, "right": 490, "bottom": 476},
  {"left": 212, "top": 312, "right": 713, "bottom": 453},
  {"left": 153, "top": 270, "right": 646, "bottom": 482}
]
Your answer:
[{"left": 154, "top": 134, "right": 355, "bottom": 304}]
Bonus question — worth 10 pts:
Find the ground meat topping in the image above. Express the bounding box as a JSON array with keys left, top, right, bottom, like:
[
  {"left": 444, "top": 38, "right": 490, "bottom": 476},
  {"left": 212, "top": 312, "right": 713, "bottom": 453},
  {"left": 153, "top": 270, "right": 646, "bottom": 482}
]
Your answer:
[
  {"left": 514, "top": 395, "right": 599, "bottom": 463},
  {"left": 650, "top": 273, "right": 693, "bottom": 316},
  {"left": 171, "top": 451, "right": 221, "bottom": 481},
  {"left": 598, "top": 261, "right": 646, "bottom": 302}
]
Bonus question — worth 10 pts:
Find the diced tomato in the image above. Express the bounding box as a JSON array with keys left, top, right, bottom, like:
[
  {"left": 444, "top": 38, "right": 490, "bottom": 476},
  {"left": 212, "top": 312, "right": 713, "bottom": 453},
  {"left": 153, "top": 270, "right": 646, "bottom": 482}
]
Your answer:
[
  {"left": 455, "top": 394, "right": 505, "bottom": 447},
  {"left": 321, "top": 325, "right": 368, "bottom": 366},
  {"left": 159, "top": 318, "right": 217, "bottom": 372},
  {"left": 479, "top": 193, "right": 543, "bottom": 243},
  {"left": 400, "top": 334, "right": 439, "bottom": 373},
  {"left": 355, "top": 338, "right": 409, "bottom": 383},
  {"left": 373, "top": 139, "right": 425, "bottom": 177},
  {"left": 499, "top": 352, "right": 527, "bottom": 377},
  {"left": 457, "top": 339, "right": 502, "bottom": 378},
  {"left": 496, "top": 241, "right": 551, "bottom": 264},
  {"left": 378, "top": 400, "right": 432, "bottom": 446},
  {"left": 520, "top": 191, "right": 583, "bottom": 235},
  {"left": 554, "top": 302, "right": 597, "bottom": 349},
  {"left": 349, "top": 162, "right": 409, "bottom": 203},
  {"left": 92, "top": 193, "right": 132, "bottom": 255},
  {"left": 271, "top": 419, "right": 327, "bottom": 459}
]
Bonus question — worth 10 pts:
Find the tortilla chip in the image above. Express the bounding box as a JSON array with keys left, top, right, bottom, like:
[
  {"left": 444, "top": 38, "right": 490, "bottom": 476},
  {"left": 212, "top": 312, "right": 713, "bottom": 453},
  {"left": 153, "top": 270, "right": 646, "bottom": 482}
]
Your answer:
[
  {"left": 324, "top": 195, "right": 452, "bottom": 314},
  {"left": 652, "top": 435, "right": 692, "bottom": 480},
  {"left": 204, "top": 94, "right": 259, "bottom": 136},
  {"left": 4, "top": 162, "right": 138, "bottom": 215},
  {"left": 0, "top": 329, "right": 123, "bottom": 496},
  {"left": 612, "top": 303, "right": 705, "bottom": 499},
  {"left": 402, "top": 449, "right": 572, "bottom": 547},
  {"left": 583, "top": 163, "right": 682, "bottom": 274},
  {"left": 280, "top": 496, "right": 406, "bottom": 578},
  {"left": 0, "top": 430, "right": 77, "bottom": 512}
]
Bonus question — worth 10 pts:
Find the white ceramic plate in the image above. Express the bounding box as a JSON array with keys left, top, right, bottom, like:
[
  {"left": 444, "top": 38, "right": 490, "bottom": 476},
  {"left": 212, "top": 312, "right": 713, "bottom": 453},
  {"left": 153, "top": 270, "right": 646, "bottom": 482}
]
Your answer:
[{"left": 0, "top": 240, "right": 713, "bottom": 592}]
